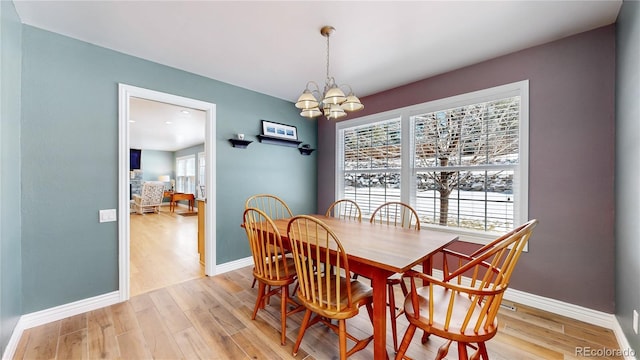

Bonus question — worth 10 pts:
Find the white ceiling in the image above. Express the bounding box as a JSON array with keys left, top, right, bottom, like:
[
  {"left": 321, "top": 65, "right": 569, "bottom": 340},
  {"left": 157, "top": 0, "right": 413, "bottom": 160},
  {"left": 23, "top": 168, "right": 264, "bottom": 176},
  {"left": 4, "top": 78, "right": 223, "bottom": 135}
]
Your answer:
[
  {"left": 129, "top": 97, "right": 205, "bottom": 151},
  {"left": 13, "top": 0, "right": 622, "bottom": 151}
]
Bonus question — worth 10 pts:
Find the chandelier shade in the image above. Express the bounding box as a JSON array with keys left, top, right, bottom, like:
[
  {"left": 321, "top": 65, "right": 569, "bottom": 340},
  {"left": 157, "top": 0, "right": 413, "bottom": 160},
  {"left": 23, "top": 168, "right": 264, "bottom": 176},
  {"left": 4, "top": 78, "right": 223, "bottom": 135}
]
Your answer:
[{"left": 296, "top": 26, "right": 363, "bottom": 120}]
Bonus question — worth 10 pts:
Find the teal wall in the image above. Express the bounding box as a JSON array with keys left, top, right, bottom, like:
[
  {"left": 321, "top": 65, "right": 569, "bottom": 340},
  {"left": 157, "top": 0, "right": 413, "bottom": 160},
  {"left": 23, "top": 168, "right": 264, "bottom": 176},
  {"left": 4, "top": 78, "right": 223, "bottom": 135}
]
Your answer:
[
  {"left": 615, "top": 0, "right": 640, "bottom": 354},
  {"left": 20, "top": 25, "right": 317, "bottom": 313},
  {"left": 140, "top": 149, "right": 174, "bottom": 182},
  {"left": 0, "top": 0, "right": 23, "bottom": 354}
]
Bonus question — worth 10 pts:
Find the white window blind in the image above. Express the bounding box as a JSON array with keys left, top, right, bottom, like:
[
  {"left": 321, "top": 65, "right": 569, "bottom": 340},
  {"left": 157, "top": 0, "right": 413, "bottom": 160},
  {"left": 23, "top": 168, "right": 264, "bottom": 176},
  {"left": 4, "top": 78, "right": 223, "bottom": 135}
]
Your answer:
[
  {"left": 336, "top": 80, "right": 528, "bottom": 242},
  {"left": 341, "top": 118, "right": 402, "bottom": 215},
  {"left": 413, "top": 97, "right": 520, "bottom": 233},
  {"left": 176, "top": 155, "right": 196, "bottom": 194}
]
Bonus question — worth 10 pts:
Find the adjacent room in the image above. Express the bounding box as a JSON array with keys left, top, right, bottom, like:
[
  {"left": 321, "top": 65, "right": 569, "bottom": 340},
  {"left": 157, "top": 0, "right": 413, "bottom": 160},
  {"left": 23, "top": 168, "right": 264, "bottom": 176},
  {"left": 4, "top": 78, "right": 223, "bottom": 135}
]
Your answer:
[
  {"left": 1, "top": 1, "right": 638, "bottom": 359},
  {"left": 128, "top": 97, "right": 207, "bottom": 296}
]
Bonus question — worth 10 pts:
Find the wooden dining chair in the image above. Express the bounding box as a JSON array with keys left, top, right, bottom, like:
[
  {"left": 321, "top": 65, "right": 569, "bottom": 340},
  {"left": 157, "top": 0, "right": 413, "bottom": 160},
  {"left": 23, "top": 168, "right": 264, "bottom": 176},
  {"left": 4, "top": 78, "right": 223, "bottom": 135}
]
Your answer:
[
  {"left": 394, "top": 219, "right": 538, "bottom": 360},
  {"left": 370, "top": 201, "right": 420, "bottom": 230},
  {"left": 243, "top": 208, "right": 303, "bottom": 345},
  {"left": 325, "top": 199, "right": 362, "bottom": 222},
  {"left": 245, "top": 194, "right": 294, "bottom": 288},
  {"left": 287, "top": 215, "right": 374, "bottom": 359},
  {"left": 369, "top": 201, "right": 421, "bottom": 352},
  {"left": 245, "top": 193, "right": 294, "bottom": 220}
]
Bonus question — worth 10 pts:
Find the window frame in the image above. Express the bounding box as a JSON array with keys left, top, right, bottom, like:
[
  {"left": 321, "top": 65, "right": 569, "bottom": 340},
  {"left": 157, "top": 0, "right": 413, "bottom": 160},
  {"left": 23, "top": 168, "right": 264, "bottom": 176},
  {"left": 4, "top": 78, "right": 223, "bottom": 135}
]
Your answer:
[{"left": 336, "top": 80, "right": 529, "bottom": 245}]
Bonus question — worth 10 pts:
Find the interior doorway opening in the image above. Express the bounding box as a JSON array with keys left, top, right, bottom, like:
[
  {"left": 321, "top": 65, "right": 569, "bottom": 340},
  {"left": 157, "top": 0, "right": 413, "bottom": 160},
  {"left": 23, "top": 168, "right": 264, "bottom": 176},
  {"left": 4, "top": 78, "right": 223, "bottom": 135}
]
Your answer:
[{"left": 118, "top": 84, "right": 217, "bottom": 301}]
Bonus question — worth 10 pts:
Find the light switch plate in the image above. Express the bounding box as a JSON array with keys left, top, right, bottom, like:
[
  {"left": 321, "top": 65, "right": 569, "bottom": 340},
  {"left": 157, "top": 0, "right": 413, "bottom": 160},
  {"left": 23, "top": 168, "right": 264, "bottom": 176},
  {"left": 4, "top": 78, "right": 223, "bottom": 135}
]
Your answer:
[{"left": 99, "top": 209, "right": 117, "bottom": 223}]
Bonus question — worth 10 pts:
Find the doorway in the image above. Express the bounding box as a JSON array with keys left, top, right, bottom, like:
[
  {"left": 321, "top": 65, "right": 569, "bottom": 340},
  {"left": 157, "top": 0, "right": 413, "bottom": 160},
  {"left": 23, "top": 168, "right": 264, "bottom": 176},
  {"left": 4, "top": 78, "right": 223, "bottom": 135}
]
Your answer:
[{"left": 118, "top": 84, "right": 216, "bottom": 301}]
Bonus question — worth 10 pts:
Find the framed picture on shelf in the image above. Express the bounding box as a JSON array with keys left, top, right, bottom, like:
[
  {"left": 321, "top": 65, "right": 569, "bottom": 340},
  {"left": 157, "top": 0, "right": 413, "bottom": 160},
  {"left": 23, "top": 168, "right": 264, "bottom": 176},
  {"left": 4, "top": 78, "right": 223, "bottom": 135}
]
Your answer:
[{"left": 261, "top": 120, "right": 298, "bottom": 141}]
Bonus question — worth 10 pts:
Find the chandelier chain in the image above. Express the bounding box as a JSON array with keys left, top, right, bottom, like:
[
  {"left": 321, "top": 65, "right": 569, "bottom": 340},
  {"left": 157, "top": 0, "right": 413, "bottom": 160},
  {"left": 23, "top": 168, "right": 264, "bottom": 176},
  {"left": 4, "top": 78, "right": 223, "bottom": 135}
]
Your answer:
[{"left": 325, "top": 33, "right": 331, "bottom": 83}]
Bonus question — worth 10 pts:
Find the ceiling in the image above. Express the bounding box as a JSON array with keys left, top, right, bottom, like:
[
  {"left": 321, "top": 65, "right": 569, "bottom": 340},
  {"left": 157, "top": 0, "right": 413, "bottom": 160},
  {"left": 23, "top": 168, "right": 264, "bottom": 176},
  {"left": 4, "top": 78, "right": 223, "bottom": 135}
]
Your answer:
[
  {"left": 13, "top": 1, "right": 622, "bottom": 151},
  {"left": 129, "top": 97, "right": 205, "bottom": 152}
]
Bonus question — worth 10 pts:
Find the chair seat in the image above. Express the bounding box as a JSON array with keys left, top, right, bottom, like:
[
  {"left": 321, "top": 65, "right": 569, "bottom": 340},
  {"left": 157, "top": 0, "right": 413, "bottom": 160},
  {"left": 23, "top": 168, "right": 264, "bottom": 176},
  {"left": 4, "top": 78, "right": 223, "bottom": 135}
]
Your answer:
[
  {"left": 299, "top": 276, "right": 373, "bottom": 320},
  {"left": 253, "top": 256, "right": 297, "bottom": 286},
  {"left": 403, "top": 286, "right": 498, "bottom": 343}
]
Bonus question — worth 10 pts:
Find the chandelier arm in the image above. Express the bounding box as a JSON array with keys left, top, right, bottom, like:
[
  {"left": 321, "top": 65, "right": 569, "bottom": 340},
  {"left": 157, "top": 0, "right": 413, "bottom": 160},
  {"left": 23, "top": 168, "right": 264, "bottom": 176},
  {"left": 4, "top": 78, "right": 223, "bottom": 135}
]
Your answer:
[
  {"left": 304, "top": 81, "right": 322, "bottom": 98},
  {"left": 337, "top": 84, "right": 355, "bottom": 95}
]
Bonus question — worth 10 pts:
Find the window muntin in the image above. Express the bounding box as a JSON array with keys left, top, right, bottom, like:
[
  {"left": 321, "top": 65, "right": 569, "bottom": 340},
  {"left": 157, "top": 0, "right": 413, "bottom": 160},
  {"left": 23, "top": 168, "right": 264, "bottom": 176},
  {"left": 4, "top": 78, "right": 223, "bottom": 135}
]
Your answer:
[{"left": 336, "top": 81, "right": 528, "bottom": 242}]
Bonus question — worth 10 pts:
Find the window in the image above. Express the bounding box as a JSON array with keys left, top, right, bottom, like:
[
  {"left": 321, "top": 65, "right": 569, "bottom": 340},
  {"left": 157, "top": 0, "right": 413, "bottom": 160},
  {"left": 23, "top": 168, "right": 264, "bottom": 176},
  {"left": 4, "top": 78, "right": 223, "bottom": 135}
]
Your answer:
[
  {"left": 197, "top": 151, "right": 206, "bottom": 197},
  {"left": 341, "top": 118, "right": 402, "bottom": 214},
  {"left": 336, "top": 81, "right": 528, "bottom": 243},
  {"left": 176, "top": 155, "right": 196, "bottom": 194}
]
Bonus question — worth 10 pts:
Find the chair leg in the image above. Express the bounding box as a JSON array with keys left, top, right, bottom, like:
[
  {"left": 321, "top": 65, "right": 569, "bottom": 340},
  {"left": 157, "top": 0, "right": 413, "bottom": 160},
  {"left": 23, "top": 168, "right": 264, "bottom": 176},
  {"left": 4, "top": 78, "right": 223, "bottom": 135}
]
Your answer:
[
  {"left": 251, "top": 282, "right": 266, "bottom": 320},
  {"left": 365, "top": 303, "right": 374, "bottom": 323},
  {"left": 421, "top": 330, "right": 431, "bottom": 343},
  {"left": 280, "top": 285, "right": 288, "bottom": 345},
  {"left": 456, "top": 341, "right": 469, "bottom": 360},
  {"left": 477, "top": 342, "right": 489, "bottom": 360},
  {"left": 470, "top": 347, "right": 481, "bottom": 360},
  {"left": 394, "top": 323, "right": 417, "bottom": 360},
  {"left": 436, "top": 340, "right": 453, "bottom": 360},
  {"left": 292, "top": 309, "right": 312, "bottom": 356},
  {"left": 338, "top": 319, "right": 347, "bottom": 360},
  {"left": 399, "top": 277, "right": 409, "bottom": 296},
  {"left": 388, "top": 284, "right": 399, "bottom": 352}
]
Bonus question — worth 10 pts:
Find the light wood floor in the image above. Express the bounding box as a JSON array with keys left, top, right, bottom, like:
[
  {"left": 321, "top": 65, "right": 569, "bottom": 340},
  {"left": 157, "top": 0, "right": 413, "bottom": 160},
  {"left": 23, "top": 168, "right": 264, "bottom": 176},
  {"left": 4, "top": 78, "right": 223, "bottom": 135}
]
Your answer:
[
  {"left": 129, "top": 204, "right": 204, "bottom": 297},
  {"left": 12, "top": 210, "right": 624, "bottom": 359}
]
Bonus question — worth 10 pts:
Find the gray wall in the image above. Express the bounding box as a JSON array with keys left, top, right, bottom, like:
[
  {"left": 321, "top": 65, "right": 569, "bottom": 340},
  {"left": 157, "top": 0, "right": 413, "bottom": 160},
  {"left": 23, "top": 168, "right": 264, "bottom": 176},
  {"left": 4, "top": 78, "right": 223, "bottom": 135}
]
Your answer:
[
  {"left": 20, "top": 25, "right": 317, "bottom": 313},
  {"left": 318, "top": 26, "right": 617, "bottom": 312},
  {"left": 616, "top": 0, "right": 640, "bottom": 353},
  {"left": 0, "top": 0, "right": 22, "bottom": 354}
]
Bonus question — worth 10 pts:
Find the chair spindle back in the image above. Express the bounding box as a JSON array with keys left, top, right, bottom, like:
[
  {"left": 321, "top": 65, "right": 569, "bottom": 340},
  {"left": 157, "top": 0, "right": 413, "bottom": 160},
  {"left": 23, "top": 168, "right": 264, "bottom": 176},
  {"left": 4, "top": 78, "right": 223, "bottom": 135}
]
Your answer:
[
  {"left": 245, "top": 194, "right": 293, "bottom": 220},
  {"left": 325, "top": 199, "right": 362, "bottom": 221},
  {"left": 370, "top": 201, "right": 420, "bottom": 230},
  {"left": 287, "top": 215, "right": 352, "bottom": 313},
  {"left": 243, "top": 208, "right": 291, "bottom": 281}
]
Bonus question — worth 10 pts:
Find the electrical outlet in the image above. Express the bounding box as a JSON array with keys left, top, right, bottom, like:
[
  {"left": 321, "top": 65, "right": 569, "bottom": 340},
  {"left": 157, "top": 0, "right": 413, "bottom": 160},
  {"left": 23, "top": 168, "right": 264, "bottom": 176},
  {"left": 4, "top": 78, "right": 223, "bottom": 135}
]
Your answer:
[{"left": 633, "top": 309, "right": 638, "bottom": 335}]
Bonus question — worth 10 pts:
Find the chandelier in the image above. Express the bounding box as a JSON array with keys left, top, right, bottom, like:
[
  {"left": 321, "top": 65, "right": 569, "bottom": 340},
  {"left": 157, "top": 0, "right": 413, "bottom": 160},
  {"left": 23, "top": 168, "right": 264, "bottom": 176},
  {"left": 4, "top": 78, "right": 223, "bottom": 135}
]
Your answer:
[{"left": 295, "top": 26, "right": 364, "bottom": 120}]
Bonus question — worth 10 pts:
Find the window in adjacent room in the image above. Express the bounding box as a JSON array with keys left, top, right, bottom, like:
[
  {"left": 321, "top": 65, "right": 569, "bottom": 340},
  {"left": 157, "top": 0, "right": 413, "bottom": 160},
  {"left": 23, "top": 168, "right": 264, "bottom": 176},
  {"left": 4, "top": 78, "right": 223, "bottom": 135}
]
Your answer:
[
  {"left": 197, "top": 151, "right": 206, "bottom": 198},
  {"left": 176, "top": 155, "right": 196, "bottom": 194}
]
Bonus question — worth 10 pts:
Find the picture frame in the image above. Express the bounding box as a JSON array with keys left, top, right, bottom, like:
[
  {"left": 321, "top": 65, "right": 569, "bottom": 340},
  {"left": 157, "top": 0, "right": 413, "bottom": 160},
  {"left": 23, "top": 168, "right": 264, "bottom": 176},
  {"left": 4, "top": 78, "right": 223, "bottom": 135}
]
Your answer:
[{"left": 261, "top": 120, "right": 298, "bottom": 141}]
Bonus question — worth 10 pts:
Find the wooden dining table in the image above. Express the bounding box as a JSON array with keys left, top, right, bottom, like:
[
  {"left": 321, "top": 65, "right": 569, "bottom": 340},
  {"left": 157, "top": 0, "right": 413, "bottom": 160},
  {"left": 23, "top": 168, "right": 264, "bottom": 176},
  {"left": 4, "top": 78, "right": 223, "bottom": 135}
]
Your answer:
[{"left": 269, "top": 214, "right": 458, "bottom": 359}]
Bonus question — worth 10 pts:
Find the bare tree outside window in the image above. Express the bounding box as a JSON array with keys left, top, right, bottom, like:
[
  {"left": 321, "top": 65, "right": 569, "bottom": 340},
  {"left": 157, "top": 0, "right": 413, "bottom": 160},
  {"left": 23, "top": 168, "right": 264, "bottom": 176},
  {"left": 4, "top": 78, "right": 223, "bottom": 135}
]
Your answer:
[{"left": 414, "top": 97, "right": 520, "bottom": 231}]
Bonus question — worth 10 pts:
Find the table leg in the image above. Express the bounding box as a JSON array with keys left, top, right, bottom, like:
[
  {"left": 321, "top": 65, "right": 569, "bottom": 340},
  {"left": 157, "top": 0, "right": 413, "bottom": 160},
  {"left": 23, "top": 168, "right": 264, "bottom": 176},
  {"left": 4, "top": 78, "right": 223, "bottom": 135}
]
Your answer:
[
  {"left": 421, "top": 257, "right": 433, "bottom": 343},
  {"left": 370, "top": 269, "right": 389, "bottom": 359}
]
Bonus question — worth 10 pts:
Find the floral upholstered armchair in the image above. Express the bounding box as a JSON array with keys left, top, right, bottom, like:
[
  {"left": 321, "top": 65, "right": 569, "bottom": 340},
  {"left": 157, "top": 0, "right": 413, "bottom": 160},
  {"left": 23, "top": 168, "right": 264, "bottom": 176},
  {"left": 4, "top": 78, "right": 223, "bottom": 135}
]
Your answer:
[{"left": 132, "top": 181, "right": 165, "bottom": 214}]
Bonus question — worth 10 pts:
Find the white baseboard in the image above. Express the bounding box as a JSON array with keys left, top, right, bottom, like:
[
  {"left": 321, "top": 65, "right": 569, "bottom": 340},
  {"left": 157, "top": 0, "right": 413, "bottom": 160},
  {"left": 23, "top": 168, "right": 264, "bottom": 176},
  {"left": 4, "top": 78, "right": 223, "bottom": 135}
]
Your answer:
[
  {"left": 2, "top": 291, "right": 120, "bottom": 360},
  {"left": 429, "top": 269, "right": 637, "bottom": 359},
  {"left": 214, "top": 256, "right": 253, "bottom": 275},
  {"left": 503, "top": 286, "right": 615, "bottom": 328}
]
